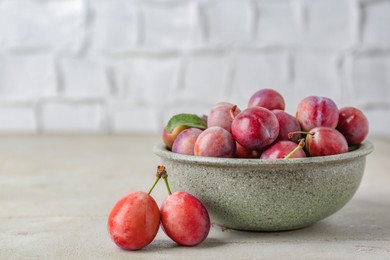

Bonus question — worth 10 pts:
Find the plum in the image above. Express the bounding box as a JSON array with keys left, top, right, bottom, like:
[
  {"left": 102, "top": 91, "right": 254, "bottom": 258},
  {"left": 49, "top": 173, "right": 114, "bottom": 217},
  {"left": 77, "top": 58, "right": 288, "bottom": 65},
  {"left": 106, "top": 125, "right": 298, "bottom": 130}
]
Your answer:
[
  {"left": 273, "top": 109, "right": 301, "bottom": 143},
  {"left": 162, "top": 125, "right": 188, "bottom": 150},
  {"left": 231, "top": 107, "right": 280, "bottom": 151},
  {"left": 260, "top": 140, "right": 306, "bottom": 159},
  {"left": 194, "top": 126, "right": 236, "bottom": 158},
  {"left": 172, "top": 128, "right": 203, "bottom": 155},
  {"left": 248, "top": 88, "right": 285, "bottom": 110},
  {"left": 207, "top": 102, "right": 241, "bottom": 132},
  {"left": 107, "top": 191, "right": 160, "bottom": 250},
  {"left": 296, "top": 96, "right": 339, "bottom": 132},
  {"left": 235, "top": 142, "right": 261, "bottom": 159},
  {"left": 305, "top": 127, "right": 348, "bottom": 157},
  {"left": 160, "top": 191, "right": 210, "bottom": 246},
  {"left": 336, "top": 107, "right": 369, "bottom": 146}
]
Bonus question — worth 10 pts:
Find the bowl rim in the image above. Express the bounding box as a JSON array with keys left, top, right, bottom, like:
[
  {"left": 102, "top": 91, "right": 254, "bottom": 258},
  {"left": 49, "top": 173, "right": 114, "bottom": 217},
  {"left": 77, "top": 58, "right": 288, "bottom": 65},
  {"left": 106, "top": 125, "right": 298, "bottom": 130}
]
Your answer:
[{"left": 153, "top": 141, "right": 374, "bottom": 167}]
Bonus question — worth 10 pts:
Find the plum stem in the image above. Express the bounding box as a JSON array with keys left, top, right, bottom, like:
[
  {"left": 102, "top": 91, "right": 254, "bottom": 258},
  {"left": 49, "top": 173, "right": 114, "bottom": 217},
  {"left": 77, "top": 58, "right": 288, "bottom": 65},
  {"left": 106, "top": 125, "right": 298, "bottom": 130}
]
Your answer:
[
  {"left": 288, "top": 131, "right": 314, "bottom": 140},
  {"left": 229, "top": 105, "right": 238, "bottom": 120},
  {"left": 148, "top": 165, "right": 165, "bottom": 194},
  {"left": 159, "top": 166, "right": 172, "bottom": 195},
  {"left": 148, "top": 176, "right": 160, "bottom": 195},
  {"left": 284, "top": 139, "right": 305, "bottom": 159}
]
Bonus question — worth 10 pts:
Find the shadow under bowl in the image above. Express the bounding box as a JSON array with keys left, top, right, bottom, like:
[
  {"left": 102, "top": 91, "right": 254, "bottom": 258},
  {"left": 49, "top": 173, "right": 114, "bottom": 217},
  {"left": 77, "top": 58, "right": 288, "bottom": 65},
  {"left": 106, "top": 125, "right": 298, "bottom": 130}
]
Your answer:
[{"left": 153, "top": 141, "right": 374, "bottom": 232}]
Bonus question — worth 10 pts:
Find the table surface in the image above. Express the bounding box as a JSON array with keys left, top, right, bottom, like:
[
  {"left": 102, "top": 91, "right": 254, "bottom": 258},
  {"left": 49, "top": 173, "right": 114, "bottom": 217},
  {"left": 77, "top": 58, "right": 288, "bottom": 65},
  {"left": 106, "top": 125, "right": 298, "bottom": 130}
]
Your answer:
[{"left": 1, "top": 135, "right": 389, "bottom": 259}]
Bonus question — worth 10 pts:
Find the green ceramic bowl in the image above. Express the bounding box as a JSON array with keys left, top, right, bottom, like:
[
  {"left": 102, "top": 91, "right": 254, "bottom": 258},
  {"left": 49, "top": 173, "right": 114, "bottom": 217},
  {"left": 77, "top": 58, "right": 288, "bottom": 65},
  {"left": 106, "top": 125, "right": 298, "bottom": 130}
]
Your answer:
[{"left": 153, "top": 141, "right": 373, "bottom": 231}]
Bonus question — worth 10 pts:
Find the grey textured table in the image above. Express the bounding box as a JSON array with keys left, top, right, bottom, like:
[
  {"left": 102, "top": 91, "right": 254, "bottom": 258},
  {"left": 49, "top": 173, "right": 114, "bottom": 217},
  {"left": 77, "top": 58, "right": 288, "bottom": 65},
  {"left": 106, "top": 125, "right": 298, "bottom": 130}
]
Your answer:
[{"left": 0, "top": 135, "right": 389, "bottom": 259}]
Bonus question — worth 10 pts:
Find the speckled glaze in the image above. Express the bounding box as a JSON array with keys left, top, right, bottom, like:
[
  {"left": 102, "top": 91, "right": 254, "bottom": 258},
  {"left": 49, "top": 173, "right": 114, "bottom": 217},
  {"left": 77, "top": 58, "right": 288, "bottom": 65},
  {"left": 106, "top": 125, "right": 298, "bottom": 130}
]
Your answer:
[{"left": 153, "top": 141, "right": 374, "bottom": 231}]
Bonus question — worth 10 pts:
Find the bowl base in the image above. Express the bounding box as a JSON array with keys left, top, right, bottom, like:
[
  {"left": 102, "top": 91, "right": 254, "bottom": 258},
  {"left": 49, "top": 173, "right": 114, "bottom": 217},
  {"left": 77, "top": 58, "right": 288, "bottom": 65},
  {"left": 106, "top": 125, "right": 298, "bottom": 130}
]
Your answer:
[{"left": 213, "top": 222, "right": 316, "bottom": 232}]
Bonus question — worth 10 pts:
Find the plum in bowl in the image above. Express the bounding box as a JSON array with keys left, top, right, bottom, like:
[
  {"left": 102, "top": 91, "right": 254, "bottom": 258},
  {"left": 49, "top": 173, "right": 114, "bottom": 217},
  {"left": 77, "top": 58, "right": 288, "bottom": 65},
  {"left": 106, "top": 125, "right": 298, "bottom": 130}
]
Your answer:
[{"left": 153, "top": 141, "right": 373, "bottom": 231}]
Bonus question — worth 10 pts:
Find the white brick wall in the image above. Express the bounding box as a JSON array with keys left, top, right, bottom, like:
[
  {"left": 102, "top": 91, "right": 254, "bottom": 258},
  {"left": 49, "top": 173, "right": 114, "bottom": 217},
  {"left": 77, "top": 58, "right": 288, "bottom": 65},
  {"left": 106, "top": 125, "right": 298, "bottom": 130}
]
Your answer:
[
  {"left": 89, "top": 0, "right": 137, "bottom": 53},
  {"left": 232, "top": 50, "right": 289, "bottom": 104},
  {"left": 0, "top": 53, "right": 56, "bottom": 101},
  {"left": 40, "top": 100, "right": 106, "bottom": 132},
  {"left": 0, "top": 0, "right": 85, "bottom": 51},
  {"left": 0, "top": 0, "right": 389, "bottom": 136}
]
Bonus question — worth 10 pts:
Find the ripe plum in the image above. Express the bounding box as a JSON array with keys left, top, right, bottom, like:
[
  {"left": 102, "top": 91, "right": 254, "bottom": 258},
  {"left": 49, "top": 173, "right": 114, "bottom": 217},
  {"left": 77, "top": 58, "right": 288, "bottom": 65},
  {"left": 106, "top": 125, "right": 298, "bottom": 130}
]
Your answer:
[
  {"left": 172, "top": 128, "right": 203, "bottom": 155},
  {"left": 248, "top": 88, "right": 285, "bottom": 110},
  {"left": 107, "top": 191, "right": 160, "bottom": 250},
  {"left": 305, "top": 127, "right": 348, "bottom": 157},
  {"left": 273, "top": 109, "right": 301, "bottom": 143},
  {"left": 296, "top": 96, "right": 339, "bottom": 132},
  {"left": 194, "top": 126, "right": 236, "bottom": 158},
  {"left": 207, "top": 102, "right": 241, "bottom": 132},
  {"left": 260, "top": 140, "right": 306, "bottom": 159},
  {"left": 231, "top": 107, "right": 279, "bottom": 151},
  {"left": 162, "top": 125, "right": 188, "bottom": 150},
  {"left": 336, "top": 107, "right": 369, "bottom": 146},
  {"left": 160, "top": 191, "right": 210, "bottom": 246}
]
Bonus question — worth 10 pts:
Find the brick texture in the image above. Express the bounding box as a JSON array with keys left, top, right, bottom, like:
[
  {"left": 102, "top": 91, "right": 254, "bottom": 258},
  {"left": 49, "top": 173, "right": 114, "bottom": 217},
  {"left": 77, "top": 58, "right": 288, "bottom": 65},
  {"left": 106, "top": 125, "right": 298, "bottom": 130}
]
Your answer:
[
  {"left": 362, "top": 1, "right": 390, "bottom": 45},
  {"left": 109, "top": 100, "right": 159, "bottom": 133},
  {"left": 303, "top": 0, "right": 352, "bottom": 47},
  {"left": 0, "top": 0, "right": 85, "bottom": 51},
  {"left": 293, "top": 51, "right": 341, "bottom": 100},
  {"left": 346, "top": 51, "right": 390, "bottom": 104},
  {"left": 41, "top": 101, "right": 106, "bottom": 132},
  {"left": 232, "top": 50, "right": 289, "bottom": 106},
  {"left": 89, "top": 0, "right": 137, "bottom": 53},
  {"left": 0, "top": 53, "right": 56, "bottom": 101},
  {"left": 0, "top": 0, "right": 389, "bottom": 135},
  {"left": 255, "top": 2, "right": 298, "bottom": 45},
  {"left": 115, "top": 56, "right": 180, "bottom": 104},
  {"left": 141, "top": 2, "right": 200, "bottom": 48},
  {"left": 181, "top": 53, "right": 230, "bottom": 102},
  {"left": 202, "top": 1, "right": 253, "bottom": 45},
  {"left": 0, "top": 104, "right": 37, "bottom": 132},
  {"left": 60, "top": 57, "right": 112, "bottom": 99}
]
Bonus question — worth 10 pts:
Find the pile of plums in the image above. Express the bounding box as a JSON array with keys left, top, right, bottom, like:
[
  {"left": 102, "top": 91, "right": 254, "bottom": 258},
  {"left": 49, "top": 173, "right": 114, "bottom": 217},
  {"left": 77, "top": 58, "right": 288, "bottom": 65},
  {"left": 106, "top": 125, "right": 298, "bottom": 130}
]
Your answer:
[{"left": 162, "top": 89, "right": 369, "bottom": 159}]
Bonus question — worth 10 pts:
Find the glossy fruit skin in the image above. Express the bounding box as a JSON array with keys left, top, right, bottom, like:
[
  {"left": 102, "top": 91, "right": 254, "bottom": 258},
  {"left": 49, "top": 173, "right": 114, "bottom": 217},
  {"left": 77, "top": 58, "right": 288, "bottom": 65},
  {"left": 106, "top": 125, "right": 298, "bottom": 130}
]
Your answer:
[
  {"left": 231, "top": 107, "right": 280, "bottom": 151},
  {"left": 207, "top": 102, "right": 241, "bottom": 132},
  {"left": 248, "top": 88, "right": 285, "bottom": 111},
  {"left": 235, "top": 142, "right": 261, "bottom": 159},
  {"left": 260, "top": 140, "right": 306, "bottom": 159},
  {"left": 160, "top": 192, "right": 210, "bottom": 246},
  {"left": 194, "top": 126, "right": 236, "bottom": 158},
  {"left": 306, "top": 127, "right": 348, "bottom": 157},
  {"left": 296, "top": 96, "right": 339, "bottom": 132},
  {"left": 273, "top": 109, "right": 301, "bottom": 143},
  {"left": 108, "top": 191, "right": 160, "bottom": 250},
  {"left": 162, "top": 125, "right": 188, "bottom": 150},
  {"left": 336, "top": 107, "right": 369, "bottom": 146},
  {"left": 172, "top": 128, "right": 203, "bottom": 155}
]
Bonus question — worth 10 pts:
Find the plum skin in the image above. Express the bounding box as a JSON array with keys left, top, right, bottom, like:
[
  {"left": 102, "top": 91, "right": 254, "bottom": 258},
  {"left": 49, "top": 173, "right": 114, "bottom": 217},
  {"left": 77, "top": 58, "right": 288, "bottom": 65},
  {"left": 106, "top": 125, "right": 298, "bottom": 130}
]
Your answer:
[
  {"left": 231, "top": 107, "right": 280, "bottom": 151},
  {"left": 336, "top": 107, "right": 369, "bottom": 146},
  {"left": 107, "top": 191, "right": 160, "bottom": 250},
  {"left": 260, "top": 140, "right": 306, "bottom": 159},
  {"left": 273, "top": 109, "right": 301, "bottom": 143},
  {"left": 306, "top": 127, "right": 348, "bottom": 157},
  {"left": 296, "top": 96, "right": 339, "bottom": 132},
  {"left": 160, "top": 191, "right": 211, "bottom": 246},
  {"left": 248, "top": 88, "right": 285, "bottom": 111},
  {"left": 172, "top": 128, "right": 203, "bottom": 155},
  {"left": 194, "top": 126, "right": 236, "bottom": 158},
  {"left": 207, "top": 102, "right": 241, "bottom": 132},
  {"left": 235, "top": 142, "right": 261, "bottom": 158},
  {"left": 162, "top": 125, "right": 188, "bottom": 150}
]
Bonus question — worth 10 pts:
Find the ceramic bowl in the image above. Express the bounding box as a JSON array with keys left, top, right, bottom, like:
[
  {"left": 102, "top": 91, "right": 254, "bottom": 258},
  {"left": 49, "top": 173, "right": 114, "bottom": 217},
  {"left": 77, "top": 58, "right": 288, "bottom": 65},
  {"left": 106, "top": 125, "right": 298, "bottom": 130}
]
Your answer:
[{"left": 153, "top": 141, "right": 373, "bottom": 231}]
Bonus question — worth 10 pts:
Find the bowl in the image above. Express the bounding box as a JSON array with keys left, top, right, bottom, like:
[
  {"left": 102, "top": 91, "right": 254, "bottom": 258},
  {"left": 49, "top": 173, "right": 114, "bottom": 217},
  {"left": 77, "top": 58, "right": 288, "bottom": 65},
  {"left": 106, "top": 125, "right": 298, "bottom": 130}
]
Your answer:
[{"left": 153, "top": 141, "right": 373, "bottom": 232}]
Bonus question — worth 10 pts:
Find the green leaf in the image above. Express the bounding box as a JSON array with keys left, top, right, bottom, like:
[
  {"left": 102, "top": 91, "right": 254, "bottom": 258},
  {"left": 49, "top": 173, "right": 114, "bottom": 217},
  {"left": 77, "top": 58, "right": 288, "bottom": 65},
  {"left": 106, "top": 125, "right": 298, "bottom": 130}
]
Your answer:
[{"left": 166, "top": 113, "right": 207, "bottom": 133}]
